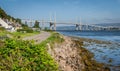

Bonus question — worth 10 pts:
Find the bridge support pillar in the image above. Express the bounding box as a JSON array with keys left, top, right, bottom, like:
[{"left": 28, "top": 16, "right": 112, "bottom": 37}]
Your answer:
[
  {"left": 50, "top": 22, "right": 56, "bottom": 31},
  {"left": 76, "top": 24, "right": 80, "bottom": 31},
  {"left": 54, "top": 22, "right": 56, "bottom": 31}
]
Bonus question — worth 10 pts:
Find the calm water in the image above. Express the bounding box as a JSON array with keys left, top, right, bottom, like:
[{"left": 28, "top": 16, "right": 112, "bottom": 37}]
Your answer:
[
  {"left": 57, "top": 30, "right": 120, "bottom": 43},
  {"left": 57, "top": 30, "right": 120, "bottom": 70}
]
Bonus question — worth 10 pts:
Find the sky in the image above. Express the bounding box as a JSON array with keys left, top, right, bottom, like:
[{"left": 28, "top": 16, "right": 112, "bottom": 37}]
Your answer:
[{"left": 0, "top": 0, "right": 120, "bottom": 24}]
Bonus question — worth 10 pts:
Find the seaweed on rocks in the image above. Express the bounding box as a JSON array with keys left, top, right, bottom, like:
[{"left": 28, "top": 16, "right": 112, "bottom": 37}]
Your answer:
[{"left": 73, "top": 40, "right": 110, "bottom": 71}]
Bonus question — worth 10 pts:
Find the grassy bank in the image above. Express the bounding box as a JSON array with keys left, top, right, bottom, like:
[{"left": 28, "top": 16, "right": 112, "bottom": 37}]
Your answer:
[
  {"left": 0, "top": 28, "right": 40, "bottom": 39},
  {"left": 39, "top": 32, "right": 64, "bottom": 49},
  {"left": 10, "top": 31, "right": 40, "bottom": 38},
  {"left": 0, "top": 32, "right": 64, "bottom": 71}
]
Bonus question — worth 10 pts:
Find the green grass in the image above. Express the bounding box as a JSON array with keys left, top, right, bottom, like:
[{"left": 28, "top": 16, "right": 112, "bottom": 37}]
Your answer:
[
  {"left": 0, "top": 31, "right": 8, "bottom": 36},
  {"left": 0, "top": 29, "right": 40, "bottom": 39},
  {"left": 0, "top": 27, "right": 8, "bottom": 36},
  {"left": 38, "top": 32, "right": 64, "bottom": 49},
  {"left": 0, "top": 27, "right": 40, "bottom": 38},
  {"left": 10, "top": 31, "right": 40, "bottom": 38}
]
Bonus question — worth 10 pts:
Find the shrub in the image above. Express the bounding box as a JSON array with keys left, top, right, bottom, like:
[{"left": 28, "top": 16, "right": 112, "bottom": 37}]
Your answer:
[
  {"left": 0, "top": 39, "right": 58, "bottom": 71},
  {"left": 0, "top": 27, "right": 5, "bottom": 31},
  {"left": 17, "top": 28, "right": 33, "bottom": 33}
]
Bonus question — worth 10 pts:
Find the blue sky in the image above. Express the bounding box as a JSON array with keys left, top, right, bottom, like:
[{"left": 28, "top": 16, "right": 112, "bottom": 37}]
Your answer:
[{"left": 0, "top": 0, "right": 120, "bottom": 24}]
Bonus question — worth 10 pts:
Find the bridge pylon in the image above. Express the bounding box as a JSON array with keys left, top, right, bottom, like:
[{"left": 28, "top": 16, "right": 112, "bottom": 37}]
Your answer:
[
  {"left": 49, "top": 12, "right": 56, "bottom": 31},
  {"left": 54, "top": 12, "right": 56, "bottom": 31},
  {"left": 75, "top": 24, "right": 80, "bottom": 31},
  {"left": 75, "top": 17, "right": 82, "bottom": 31}
]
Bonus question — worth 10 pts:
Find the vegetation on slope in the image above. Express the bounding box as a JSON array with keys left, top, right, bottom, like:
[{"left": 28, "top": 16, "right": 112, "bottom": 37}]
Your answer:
[
  {"left": 0, "top": 27, "right": 40, "bottom": 39},
  {"left": 0, "top": 7, "right": 26, "bottom": 27},
  {"left": 0, "top": 32, "right": 64, "bottom": 71},
  {"left": 0, "top": 7, "right": 8, "bottom": 19}
]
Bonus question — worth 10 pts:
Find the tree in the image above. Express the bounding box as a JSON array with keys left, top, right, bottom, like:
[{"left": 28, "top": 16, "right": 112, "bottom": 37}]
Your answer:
[
  {"left": 0, "top": 7, "right": 8, "bottom": 19},
  {"left": 33, "top": 20, "right": 40, "bottom": 28},
  {"left": 16, "top": 18, "right": 22, "bottom": 24}
]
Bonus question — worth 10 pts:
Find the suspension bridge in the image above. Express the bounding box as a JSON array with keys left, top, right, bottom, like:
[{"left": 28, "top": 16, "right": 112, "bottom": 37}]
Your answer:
[{"left": 21, "top": 17, "right": 120, "bottom": 31}]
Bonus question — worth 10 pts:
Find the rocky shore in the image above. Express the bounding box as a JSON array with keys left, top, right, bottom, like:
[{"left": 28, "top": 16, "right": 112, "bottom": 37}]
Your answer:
[{"left": 47, "top": 35, "right": 110, "bottom": 71}]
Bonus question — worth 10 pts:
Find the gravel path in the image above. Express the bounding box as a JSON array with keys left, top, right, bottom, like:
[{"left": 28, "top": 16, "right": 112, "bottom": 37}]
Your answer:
[{"left": 23, "top": 31, "right": 50, "bottom": 44}]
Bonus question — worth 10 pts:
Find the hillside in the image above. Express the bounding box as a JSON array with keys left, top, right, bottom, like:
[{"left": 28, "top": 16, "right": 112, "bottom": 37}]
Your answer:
[{"left": 0, "top": 7, "right": 22, "bottom": 25}]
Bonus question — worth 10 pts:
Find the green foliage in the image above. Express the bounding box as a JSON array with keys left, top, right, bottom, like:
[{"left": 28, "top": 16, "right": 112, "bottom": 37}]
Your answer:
[
  {"left": 43, "top": 27, "right": 52, "bottom": 32},
  {"left": 0, "top": 7, "right": 8, "bottom": 19},
  {"left": 21, "top": 24, "right": 28, "bottom": 28},
  {"left": 40, "top": 32, "right": 64, "bottom": 49},
  {"left": 33, "top": 20, "right": 40, "bottom": 28},
  {"left": 0, "top": 27, "right": 5, "bottom": 31},
  {"left": 0, "top": 7, "right": 23, "bottom": 26},
  {"left": 0, "top": 27, "right": 9, "bottom": 36},
  {"left": 0, "top": 7, "right": 16, "bottom": 21},
  {"left": 11, "top": 31, "right": 40, "bottom": 39},
  {"left": 17, "top": 28, "right": 33, "bottom": 33},
  {"left": 16, "top": 18, "right": 21, "bottom": 23},
  {"left": 0, "top": 38, "right": 58, "bottom": 71}
]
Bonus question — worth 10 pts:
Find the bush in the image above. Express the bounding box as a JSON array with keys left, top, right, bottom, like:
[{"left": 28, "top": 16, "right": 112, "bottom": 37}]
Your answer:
[
  {"left": 0, "top": 27, "right": 5, "bottom": 31},
  {"left": 17, "top": 28, "right": 33, "bottom": 33},
  {"left": 0, "top": 39, "right": 58, "bottom": 71}
]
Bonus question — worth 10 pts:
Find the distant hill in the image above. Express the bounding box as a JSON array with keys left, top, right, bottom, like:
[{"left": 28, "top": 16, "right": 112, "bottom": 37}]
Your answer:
[{"left": 94, "top": 23, "right": 120, "bottom": 27}]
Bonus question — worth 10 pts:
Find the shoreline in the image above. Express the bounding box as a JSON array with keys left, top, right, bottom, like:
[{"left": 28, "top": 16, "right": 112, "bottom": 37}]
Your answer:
[
  {"left": 48, "top": 32, "right": 110, "bottom": 71},
  {"left": 68, "top": 35, "right": 112, "bottom": 44},
  {"left": 65, "top": 34, "right": 120, "bottom": 71}
]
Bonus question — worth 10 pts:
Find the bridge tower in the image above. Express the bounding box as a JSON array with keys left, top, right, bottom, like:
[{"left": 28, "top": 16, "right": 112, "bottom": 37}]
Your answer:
[
  {"left": 79, "top": 18, "right": 82, "bottom": 31},
  {"left": 54, "top": 12, "right": 56, "bottom": 31},
  {"left": 75, "top": 24, "right": 80, "bottom": 30},
  {"left": 75, "top": 17, "right": 79, "bottom": 31},
  {"left": 75, "top": 17, "right": 82, "bottom": 31},
  {"left": 49, "top": 13, "right": 56, "bottom": 31},
  {"left": 49, "top": 13, "right": 53, "bottom": 30},
  {"left": 85, "top": 24, "right": 89, "bottom": 30}
]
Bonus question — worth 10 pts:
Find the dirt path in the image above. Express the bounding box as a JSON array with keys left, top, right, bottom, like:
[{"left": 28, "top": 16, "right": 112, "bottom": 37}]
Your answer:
[{"left": 23, "top": 31, "right": 50, "bottom": 44}]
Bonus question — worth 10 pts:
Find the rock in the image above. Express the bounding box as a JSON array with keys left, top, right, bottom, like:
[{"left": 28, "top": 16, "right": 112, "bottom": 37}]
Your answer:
[
  {"left": 64, "top": 65, "right": 73, "bottom": 71},
  {"left": 47, "top": 36, "right": 109, "bottom": 71},
  {"left": 59, "top": 52, "right": 66, "bottom": 59},
  {"left": 85, "top": 60, "right": 92, "bottom": 66},
  {"left": 59, "top": 60, "right": 66, "bottom": 67},
  {"left": 104, "top": 67, "right": 110, "bottom": 71}
]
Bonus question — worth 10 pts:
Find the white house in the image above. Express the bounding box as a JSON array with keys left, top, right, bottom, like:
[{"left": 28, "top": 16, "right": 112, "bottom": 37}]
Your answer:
[{"left": 0, "top": 18, "right": 15, "bottom": 32}]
